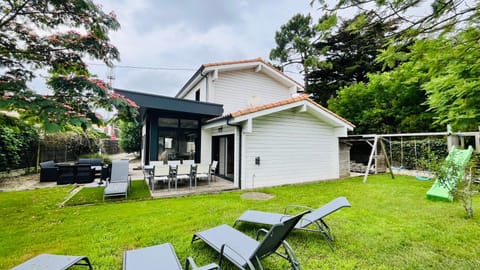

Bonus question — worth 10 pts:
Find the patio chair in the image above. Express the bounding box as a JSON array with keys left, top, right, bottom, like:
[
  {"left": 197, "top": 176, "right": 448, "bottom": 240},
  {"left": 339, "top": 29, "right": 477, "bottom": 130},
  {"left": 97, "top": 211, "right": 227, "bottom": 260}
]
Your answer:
[
  {"left": 233, "top": 197, "right": 351, "bottom": 251},
  {"left": 152, "top": 164, "right": 170, "bottom": 191},
  {"left": 192, "top": 210, "right": 310, "bottom": 270},
  {"left": 123, "top": 243, "right": 219, "bottom": 270},
  {"left": 103, "top": 160, "right": 131, "bottom": 200},
  {"left": 196, "top": 164, "right": 211, "bottom": 186},
  {"left": 168, "top": 160, "right": 181, "bottom": 166},
  {"left": 210, "top": 160, "right": 218, "bottom": 182},
  {"left": 176, "top": 164, "right": 195, "bottom": 189},
  {"left": 12, "top": 254, "right": 92, "bottom": 270},
  {"left": 183, "top": 159, "right": 195, "bottom": 165}
]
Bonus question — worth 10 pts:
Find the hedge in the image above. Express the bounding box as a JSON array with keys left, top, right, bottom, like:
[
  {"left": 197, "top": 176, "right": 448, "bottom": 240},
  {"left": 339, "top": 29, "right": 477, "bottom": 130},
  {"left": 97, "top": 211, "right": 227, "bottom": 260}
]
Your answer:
[{"left": 387, "top": 138, "right": 448, "bottom": 169}]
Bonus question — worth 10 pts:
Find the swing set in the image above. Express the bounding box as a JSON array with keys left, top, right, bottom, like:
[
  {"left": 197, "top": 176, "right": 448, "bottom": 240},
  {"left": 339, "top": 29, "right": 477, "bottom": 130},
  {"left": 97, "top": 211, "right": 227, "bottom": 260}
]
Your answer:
[{"left": 351, "top": 128, "right": 480, "bottom": 183}]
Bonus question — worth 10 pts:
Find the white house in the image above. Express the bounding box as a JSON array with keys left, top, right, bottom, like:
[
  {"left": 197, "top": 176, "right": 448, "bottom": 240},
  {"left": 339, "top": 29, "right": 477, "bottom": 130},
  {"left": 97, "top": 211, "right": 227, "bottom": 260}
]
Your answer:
[{"left": 115, "top": 58, "right": 354, "bottom": 189}]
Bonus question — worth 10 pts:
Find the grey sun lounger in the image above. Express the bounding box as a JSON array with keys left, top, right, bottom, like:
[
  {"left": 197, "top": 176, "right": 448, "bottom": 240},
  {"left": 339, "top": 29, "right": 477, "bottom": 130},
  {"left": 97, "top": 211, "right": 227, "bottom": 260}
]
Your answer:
[
  {"left": 192, "top": 211, "right": 309, "bottom": 270},
  {"left": 104, "top": 160, "right": 131, "bottom": 200},
  {"left": 123, "top": 243, "right": 219, "bottom": 270},
  {"left": 12, "top": 254, "right": 92, "bottom": 270},
  {"left": 233, "top": 196, "right": 351, "bottom": 251}
]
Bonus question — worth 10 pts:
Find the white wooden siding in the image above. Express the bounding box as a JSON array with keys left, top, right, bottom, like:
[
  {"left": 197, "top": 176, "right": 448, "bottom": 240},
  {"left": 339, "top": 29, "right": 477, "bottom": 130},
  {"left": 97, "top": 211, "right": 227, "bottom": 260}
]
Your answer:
[
  {"left": 184, "top": 77, "right": 207, "bottom": 101},
  {"left": 243, "top": 110, "right": 339, "bottom": 189},
  {"left": 214, "top": 70, "right": 291, "bottom": 113}
]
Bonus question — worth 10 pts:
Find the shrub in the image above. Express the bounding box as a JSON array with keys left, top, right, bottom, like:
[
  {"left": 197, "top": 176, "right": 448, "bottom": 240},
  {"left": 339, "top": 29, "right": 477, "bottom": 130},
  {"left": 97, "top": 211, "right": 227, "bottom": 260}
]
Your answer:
[
  {"left": 119, "top": 121, "right": 141, "bottom": 154},
  {"left": 388, "top": 137, "right": 448, "bottom": 169},
  {"left": 0, "top": 115, "right": 39, "bottom": 172}
]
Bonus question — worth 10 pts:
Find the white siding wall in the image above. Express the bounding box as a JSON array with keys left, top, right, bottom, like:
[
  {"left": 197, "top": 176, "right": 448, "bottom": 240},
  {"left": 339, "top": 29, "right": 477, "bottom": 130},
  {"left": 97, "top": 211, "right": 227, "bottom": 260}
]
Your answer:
[
  {"left": 214, "top": 70, "right": 291, "bottom": 113},
  {"left": 243, "top": 110, "right": 339, "bottom": 189},
  {"left": 184, "top": 77, "right": 207, "bottom": 101}
]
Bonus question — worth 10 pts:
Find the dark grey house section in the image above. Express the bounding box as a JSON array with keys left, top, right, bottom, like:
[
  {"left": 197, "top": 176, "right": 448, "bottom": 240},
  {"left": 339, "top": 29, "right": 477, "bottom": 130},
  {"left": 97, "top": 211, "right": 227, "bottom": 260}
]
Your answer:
[
  {"left": 114, "top": 89, "right": 223, "bottom": 163},
  {"left": 115, "top": 88, "right": 223, "bottom": 118}
]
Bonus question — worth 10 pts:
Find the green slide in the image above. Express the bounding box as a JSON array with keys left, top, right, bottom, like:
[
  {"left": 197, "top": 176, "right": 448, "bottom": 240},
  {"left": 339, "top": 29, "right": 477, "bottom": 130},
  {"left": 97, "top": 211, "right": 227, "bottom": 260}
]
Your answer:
[{"left": 426, "top": 146, "right": 474, "bottom": 202}]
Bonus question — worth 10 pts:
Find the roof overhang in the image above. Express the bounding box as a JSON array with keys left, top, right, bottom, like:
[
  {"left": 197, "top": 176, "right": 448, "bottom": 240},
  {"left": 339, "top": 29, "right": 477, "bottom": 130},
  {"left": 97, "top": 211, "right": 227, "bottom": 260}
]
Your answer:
[
  {"left": 115, "top": 88, "right": 223, "bottom": 120},
  {"left": 203, "top": 99, "right": 354, "bottom": 135}
]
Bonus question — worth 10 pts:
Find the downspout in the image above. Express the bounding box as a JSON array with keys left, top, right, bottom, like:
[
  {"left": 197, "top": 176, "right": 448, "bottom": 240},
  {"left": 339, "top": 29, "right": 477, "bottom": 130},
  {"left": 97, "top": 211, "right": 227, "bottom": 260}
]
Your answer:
[
  {"left": 227, "top": 116, "right": 242, "bottom": 189},
  {"left": 200, "top": 69, "right": 208, "bottom": 101}
]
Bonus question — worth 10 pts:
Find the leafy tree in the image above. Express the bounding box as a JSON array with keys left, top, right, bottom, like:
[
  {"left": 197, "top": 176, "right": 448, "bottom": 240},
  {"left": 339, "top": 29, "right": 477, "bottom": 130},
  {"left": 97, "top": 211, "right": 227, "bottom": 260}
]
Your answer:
[
  {"left": 414, "top": 28, "right": 480, "bottom": 130},
  {"left": 308, "top": 12, "right": 397, "bottom": 105},
  {"left": 0, "top": 0, "right": 138, "bottom": 132},
  {"left": 270, "top": 13, "right": 337, "bottom": 87},
  {"left": 328, "top": 59, "right": 440, "bottom": 134},
  {"left": 313, "top": 0, "right": 479, "bottom": 40},
  {"left": 119, "top": 121, "right": 141, "bottom": 154}
]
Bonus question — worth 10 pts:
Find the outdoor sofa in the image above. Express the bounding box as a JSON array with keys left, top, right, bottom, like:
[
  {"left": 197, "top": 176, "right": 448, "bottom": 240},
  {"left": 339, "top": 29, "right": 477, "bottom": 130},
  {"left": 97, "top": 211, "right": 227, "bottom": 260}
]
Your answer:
[{"left": 39, "top": 160, "right": 58, "bottom": 182}]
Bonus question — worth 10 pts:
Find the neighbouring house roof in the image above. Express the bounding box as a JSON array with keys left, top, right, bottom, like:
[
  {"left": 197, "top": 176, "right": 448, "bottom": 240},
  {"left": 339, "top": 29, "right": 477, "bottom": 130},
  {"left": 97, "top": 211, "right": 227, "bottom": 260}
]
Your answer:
[
  {"left": 175, "top": 57, "right": 304, "bottom": 98},
  {"left": 114, "top": 88, "right": 223, "bottom": 118},
  {"left": 206, "top": 94, "right": 355, "bottom": 130}
]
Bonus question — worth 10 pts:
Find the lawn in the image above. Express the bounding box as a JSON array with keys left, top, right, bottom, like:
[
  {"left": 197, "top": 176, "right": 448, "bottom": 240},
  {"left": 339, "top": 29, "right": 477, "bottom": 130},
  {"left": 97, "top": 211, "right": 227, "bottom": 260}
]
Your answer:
[{"left": 1, "top": 175, "right": 479, "bottom": 269}]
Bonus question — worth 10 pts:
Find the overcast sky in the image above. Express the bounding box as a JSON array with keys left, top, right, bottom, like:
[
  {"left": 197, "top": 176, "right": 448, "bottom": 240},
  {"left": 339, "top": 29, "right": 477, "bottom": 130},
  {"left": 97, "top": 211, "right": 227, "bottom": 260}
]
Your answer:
[{"left": 82, "top": 0, "right": 315, "bottom": 97}]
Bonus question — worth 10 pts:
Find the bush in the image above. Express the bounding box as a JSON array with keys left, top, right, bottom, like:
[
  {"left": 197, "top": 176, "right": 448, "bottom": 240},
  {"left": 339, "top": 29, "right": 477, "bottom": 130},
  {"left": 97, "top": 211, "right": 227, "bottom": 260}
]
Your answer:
[
  {"left": 119, "top": 121, "right": 141, "bottom": 154},
  {"left": 388, "top": 137, "right": 448, "bottom": 169},
  {"left": 41, "top": 129, "right": 100, "bottom": 162},
  {"left": 0, "top": 115, "right": 39, "bottom": 172}
]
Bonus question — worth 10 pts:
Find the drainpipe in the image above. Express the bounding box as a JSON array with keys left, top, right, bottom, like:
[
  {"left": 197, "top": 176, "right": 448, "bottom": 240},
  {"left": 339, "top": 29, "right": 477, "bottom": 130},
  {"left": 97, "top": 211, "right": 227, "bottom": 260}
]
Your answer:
[
  {"left": 227, "top": 116, "right": 242, "bottom": 189},
  {"left": 200, "top": 70, "right": 208, "bottom": 101}
]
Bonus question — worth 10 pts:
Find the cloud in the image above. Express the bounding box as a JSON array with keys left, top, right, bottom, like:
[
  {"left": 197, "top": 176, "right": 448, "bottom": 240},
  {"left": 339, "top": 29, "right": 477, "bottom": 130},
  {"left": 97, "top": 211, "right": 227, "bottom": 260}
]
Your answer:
[{"left": 30, "top": 0, "right": 312, "bottom": 95}]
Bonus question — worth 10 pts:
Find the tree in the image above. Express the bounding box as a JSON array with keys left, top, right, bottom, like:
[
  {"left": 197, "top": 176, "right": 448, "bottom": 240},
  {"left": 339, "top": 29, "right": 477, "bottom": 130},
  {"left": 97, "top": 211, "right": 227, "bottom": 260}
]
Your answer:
[
  {"left": 119, "top": 121, "right": 141, "bottom": 154},
  {"left": 416, "top": 28, "right": 480, "bottom": 130},
  {"left": 308, "top": 12, "right": 397, "bottom": 105},
  {"left": 0, "top": 0, "right": 138, "bottom": 132},
  {"left": 328, "top": 59, "right": 440, "bottom": 134},
  {"left": 313, "top": 0, "right": 479, "bottom": 40},
  {"left": 269, "top": 13, "right": 337, "bottom": 88}
]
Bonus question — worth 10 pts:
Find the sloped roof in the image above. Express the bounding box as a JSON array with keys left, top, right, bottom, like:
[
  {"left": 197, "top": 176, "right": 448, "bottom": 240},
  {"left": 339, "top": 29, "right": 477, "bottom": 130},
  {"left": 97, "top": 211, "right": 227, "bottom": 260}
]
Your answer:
[
  {"left": 202, "top": 57, "right": 303, "bottom": 88},
  {"left": 175, "top": 57, "right": 304, "bottom": 98},
  {"left": 208, "top": 94, "right": 355, "bottom": 129}
]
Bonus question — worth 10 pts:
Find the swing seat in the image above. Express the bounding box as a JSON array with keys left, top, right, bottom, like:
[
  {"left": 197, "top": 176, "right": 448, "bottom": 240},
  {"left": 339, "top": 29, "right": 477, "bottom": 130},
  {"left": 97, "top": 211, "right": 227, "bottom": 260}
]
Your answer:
[{"left": 415, "top": 175, "right": 431, "bottom": 181}]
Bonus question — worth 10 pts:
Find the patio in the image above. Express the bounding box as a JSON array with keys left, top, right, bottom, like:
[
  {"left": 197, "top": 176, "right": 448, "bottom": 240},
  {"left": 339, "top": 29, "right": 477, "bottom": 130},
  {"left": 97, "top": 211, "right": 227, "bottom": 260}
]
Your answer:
[{"left": 148, "top": 177, "right": 237, "bottom": 198}]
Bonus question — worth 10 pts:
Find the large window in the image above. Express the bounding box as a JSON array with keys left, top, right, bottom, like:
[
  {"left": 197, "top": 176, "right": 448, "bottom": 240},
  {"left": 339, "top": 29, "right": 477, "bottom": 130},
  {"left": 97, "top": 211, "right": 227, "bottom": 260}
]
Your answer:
[{"left": 157, "top": 117, "right": 199, "bottom": 162}]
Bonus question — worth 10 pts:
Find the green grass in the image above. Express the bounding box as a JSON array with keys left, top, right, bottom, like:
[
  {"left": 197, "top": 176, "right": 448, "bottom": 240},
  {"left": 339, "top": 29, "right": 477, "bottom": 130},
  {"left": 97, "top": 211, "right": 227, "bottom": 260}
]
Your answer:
[
  {"left": 1, "top": 175, "right": 479, "bottom": 269},
  {"left": 65, "top": 180, "right": 151, "bottom": 206}
]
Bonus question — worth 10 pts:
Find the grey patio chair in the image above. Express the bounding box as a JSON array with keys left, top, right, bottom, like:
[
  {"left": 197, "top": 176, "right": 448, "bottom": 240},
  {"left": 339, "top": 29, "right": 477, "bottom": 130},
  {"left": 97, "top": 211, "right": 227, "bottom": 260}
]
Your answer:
[
  {"left": 196, "top": 164, "right": 210, "bottom": 186},
  {"left": 123, "top": 243, "right": 219, "bottom": 270},
  {"left": 103, "top": 160, "right": 131, "bottom": 200},
  {"left": 210, "top": 160, "right": 218, "bottom": 182},
  {"left": 233, "top": 196, "right": 351, "bottom": 251},
  {"left": 192, "top": 210, "right": 310, "bottom": 270},
  {"left": 152, "top": 164, "right": 170, "bottom": 191},
  {"left": 176, "top": 164, "right": 195, "bottom": 189},
  {"left": 12, "top": 254, "right": 92, "bottom": 270}
]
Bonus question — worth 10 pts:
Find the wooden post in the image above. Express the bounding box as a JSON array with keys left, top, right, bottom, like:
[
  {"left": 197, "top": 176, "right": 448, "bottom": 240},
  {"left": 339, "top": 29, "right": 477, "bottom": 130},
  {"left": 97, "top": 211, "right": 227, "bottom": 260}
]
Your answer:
[
  {"left": 363, "top": 136, "right": 378, "bottom": 183},
  {"left": 379, "top": 139, "right": 394, "bottom": 179}
]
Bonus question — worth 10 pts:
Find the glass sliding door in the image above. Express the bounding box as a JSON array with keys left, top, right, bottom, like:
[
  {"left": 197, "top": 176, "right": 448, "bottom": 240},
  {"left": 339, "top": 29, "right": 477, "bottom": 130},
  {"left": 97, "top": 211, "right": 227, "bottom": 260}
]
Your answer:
[{"left": 212, "top": 135, "right": 234, "bottom": 181}]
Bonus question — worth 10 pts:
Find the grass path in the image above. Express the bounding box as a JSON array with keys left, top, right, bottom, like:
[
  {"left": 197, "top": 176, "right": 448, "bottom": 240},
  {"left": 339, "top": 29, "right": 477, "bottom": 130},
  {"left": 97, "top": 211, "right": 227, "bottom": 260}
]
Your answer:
[{"left": 1, "top": 175, "right": 479, "bottom": 269}]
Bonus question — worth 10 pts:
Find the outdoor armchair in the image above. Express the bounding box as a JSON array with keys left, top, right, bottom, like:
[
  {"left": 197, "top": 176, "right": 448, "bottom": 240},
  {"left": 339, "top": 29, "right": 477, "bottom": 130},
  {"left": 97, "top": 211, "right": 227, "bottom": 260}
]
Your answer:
[
  {"left": 123, "top": 243, "right": 219, "bottom": 270},
  {"left": 192, "top": 210, "right": 309, "bottom": 270},
  {"left": 233, "top": 196, "right": 351, "bottom": 251}
]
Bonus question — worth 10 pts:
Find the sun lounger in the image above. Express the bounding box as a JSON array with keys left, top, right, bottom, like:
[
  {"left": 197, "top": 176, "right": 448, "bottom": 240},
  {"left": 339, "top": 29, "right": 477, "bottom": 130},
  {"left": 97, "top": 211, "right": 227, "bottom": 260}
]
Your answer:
[
  {"left": 123, "top": 243, "right": 219, "bottom": 270},
  {"left": 233, "top": 196, "right": 351, "bottom": 251},
  {"left": 12, "top": 254, "right": 92, "bottom": 270},
  {"left": 192, "top": 211, "right": 309, "bottom": 270},
  {"left": 103, "top": 160, "right": 131, "bottom": 200}
]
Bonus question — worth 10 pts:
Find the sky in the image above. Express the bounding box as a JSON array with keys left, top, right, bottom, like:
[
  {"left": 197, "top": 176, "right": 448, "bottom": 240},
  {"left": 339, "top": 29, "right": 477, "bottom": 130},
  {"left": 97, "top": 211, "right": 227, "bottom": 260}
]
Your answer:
[{"left": 81, "top": 0, "right": 315, "bottom": 97}]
